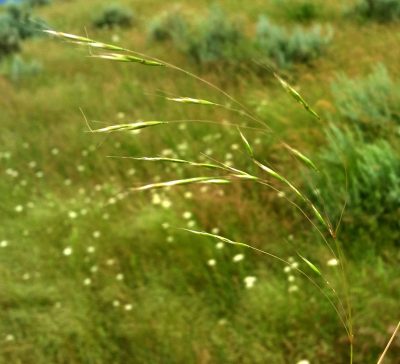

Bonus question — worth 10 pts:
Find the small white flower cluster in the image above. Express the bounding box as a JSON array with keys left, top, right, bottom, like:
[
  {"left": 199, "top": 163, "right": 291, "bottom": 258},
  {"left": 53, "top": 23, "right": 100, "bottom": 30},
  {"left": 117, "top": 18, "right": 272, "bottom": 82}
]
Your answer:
[
  {"left": 285, "top": 256, "right": 299, "bottom": 293},
  {"left": 297, "top": 360, "right": 310, "bottom": 364},
  {"left": 327, "top": 258, "right": 339, "bottom": 267},
  {"left": 63, "top": 247, "right": 73, "bottom": 256},
  {"left": 243, "top": 276, "right": 257, "bottom": 289},
  {"left": 112, "top": 300, "right": 132, "bottom": 311},
  {"left": 0, "top": 240, "right": 9, "bottom": 248},
  {"left": 233, "top": 254, "right": 244, "bottom": 263},
  {"left": 151, "top": 192, "right": 172, "bottom": 209}
]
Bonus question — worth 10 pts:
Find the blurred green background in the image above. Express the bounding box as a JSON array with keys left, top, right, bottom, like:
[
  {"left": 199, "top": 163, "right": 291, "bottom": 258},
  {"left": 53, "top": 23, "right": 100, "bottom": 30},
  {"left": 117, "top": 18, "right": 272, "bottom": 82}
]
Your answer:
[{"left": 0, "top": 0, "right": 399, "bottom": 363}]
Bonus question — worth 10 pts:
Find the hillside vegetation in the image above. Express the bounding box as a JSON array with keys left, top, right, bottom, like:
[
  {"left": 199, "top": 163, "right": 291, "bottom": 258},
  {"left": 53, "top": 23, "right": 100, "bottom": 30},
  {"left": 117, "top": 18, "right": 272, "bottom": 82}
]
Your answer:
[{"left": 1, "top": 0, "right": 399, "bottom": 363}]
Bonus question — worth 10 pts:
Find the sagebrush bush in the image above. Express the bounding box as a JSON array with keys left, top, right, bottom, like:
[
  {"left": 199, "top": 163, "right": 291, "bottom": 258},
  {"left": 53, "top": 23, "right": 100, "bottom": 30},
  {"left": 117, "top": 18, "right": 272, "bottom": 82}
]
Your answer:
[
  {"left": 147, "top": 10, "right": 188, "bottom": 43},
  {"left": 316, "top": 125, "right": 400, "bottom": 247},
  {"left": 93, "top": 4, "right": 134, "bottom": 29},
  {"left": 0, "top": 4, "right": 46, "bottom": 59},
  {"left": 0, "top": 12, "right": 21, "bottom": 58},
  {"left": 6, "top": 55, "right": 42, "bottom": 82},
  {"left": 183, "top": 7, "right": 247, "bottom": 64},
  {"left": 255, "top": 16, "right": 332, "bottom": 68},
  {"left": 354, "top": 0, "right": 400, "bottom": 22},
  {"left": 331, "top": 64, "right": 400, "bottom": 139}
]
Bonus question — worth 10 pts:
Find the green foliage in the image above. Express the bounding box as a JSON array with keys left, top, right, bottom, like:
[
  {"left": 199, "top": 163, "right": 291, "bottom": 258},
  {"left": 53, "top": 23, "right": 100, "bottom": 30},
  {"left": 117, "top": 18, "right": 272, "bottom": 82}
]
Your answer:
[
  {"left": 331, "top": 64, "right": 400, "bottom": 139},
  {"left": 3, "top": 55, "right": 42, "bottom": 82},
  {"left": 0, "top": 12, "right": 20, "bottom": 57},
  {"left": 0, "top": 4, "right": 46, "bottom": 59},
  {"left": 93, "top": 4, "right": 134, "bottom": 29},
  {"left": 183, "top": 6, "right": 247, "bottom": 64},
  {"left": 25, "top": 0, "right": 52, "bottom": 7},
  {"left": 355, "top": 0, "right": 400, "bottom": 22},
  {"left": 317, "top": 125, "right": 400, "bottom": 246},
  {"left": 284, "top": 0, "right": 321, "bottom": 22},
  {"left": 255, "top": 16, "right": 332, "bottom": 68},
  {"left": 147, "top": 9, "right": 188, "bottom": 42}
]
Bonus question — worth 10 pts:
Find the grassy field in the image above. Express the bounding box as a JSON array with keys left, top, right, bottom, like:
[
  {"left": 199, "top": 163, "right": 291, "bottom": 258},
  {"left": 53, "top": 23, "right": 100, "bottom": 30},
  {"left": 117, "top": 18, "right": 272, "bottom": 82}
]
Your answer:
[{"left": 1, "top": 0, "right": 399, "bottom": 363}]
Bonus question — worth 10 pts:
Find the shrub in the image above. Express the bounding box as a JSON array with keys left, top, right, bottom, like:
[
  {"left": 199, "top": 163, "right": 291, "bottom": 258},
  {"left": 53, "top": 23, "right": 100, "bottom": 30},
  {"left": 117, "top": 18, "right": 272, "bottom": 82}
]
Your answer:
[
  {"left": 331, "top": 64, "right": 400, "bottom": 139},
  {"left": 0, "top": 4, "right": 46, "bottom": 59},
  {"left": 6, "top": 55, "right": 42, "bottom": 82},
  {"left": 93, "top": 4, "right": 134, "bottom": 29},
  {"left": 0, "top": 12, "right": 21, "bottom": 58},
  {"left": 285, "top": 1, "right": 320, "bottom": 22},
  {"left": 147, "top": 10, "right": 188, "bottom": 43},
  {"left": 25, "top": 0, "right": 52, "bottom": 7},
  {"left": 183, "top": 6, "right": 247, "bottom": 64},
  {"left": 354, "top": 0, "right": 400, "bottom": 22},
  {"left": 255, "top": 16, "right": 332, "bottom": 69},
  {"left": 316, "top": 125, "right": 400, "bottom": 247}
]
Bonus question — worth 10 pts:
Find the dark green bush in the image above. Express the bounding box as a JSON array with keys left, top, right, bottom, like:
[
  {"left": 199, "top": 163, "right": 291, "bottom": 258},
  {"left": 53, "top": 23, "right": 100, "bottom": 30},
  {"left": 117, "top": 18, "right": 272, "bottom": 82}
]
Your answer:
[
  {"left": 285, "top": 1, "right": 320, "bottom": 22},
  {"left": 0, "top": 13, "right": 21, "bottom": 57},
  {"left": 255, "top": 16, "right": 332, "bottom": 68},
  {"left": 25, "top": 0, "right": 52, "bottom": 7},
  {"left": 0, "top": 4, "right": 46, "bottom": 59},
  {"left": 355, "top": 0, "right": 400, "bottom": 22},
  {"left": 316, "top": 125, "right": 400, "bottom": 248},
  {"left": 93, "top": 4, "right": 134, "bottom": 29}
]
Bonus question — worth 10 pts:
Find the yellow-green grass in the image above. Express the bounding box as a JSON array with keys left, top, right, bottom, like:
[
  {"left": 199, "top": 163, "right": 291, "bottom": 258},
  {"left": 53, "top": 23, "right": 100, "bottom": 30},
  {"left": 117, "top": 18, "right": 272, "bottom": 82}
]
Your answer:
[{"left": 1, "top": 0, "right": 399, "bottom": 363}]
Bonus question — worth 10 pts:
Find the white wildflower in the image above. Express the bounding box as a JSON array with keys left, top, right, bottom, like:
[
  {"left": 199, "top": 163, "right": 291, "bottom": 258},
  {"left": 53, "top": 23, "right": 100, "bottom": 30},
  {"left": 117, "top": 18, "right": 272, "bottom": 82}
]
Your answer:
[
  {"left": 187, "top": 220, "right": 196, "bottom": 228},
  {"left": 124, "top": 304, "right": 133, "bottom": 311},
  {"left": 207, "top": 259, "right": 216, "bottom": 267},
  {"left": 161, "top": 199, "right": 172, "bottom": 209},
  {"left": 327, "top": 258, "right": 339, "bottom": 267},
  {"left": 113, "top": 300, "right": 120, "bottom": 307},
  {"left": 68, "top": 211, "right": 78, "bottom": 219},
  {"left": 63, "top": 247, "right": 73, "bottom": 256},
  {"left": 87, "top": 246, "right": 95, "bottom": 254},
  {"left": 116, "top": 273, "right": 124, "bottom": 281},
  {"left": 182, "top": 211, "right": 192, "bottom": 220},
  {"left": 233, "top": 254, "right": 244, "bottom": 263},
  {"left": 92, "top": 231, "right": 101, "bottom": 239},
  {"left": 244, "top": 276, "right": 257, "bottom": 289},
  {"left": 83, "top": 278, "right": 91, "bottom": 286}
]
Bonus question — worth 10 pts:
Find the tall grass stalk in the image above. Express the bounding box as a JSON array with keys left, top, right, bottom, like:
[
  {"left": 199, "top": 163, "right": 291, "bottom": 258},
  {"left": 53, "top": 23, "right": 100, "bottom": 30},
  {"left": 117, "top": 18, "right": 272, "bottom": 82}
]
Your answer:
[{"left": 44, "top": 29, "right": 388, "bottom": 364}]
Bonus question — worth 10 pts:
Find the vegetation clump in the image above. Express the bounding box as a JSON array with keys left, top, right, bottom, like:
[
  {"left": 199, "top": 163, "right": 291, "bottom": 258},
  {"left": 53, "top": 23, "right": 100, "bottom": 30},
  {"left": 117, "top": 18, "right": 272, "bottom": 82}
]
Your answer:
[
  {"left": 354, "top": 0, "right": 400, "bottom": 22},
  {"left": 316, "top": 125, "right": 400, "bottom": 248},
  {"left": 25, "top": 0, "right": 52, "bottom": 7},
  {"left": 284, "top": 0, "right": 321, "bottom": 22},
  {"left": 147, "top": 9, "right": 188, "bottom": 43},
  {"left": 93, "top": 4, "right": 134, "bottom": 29},
  {"left": 255, "top": 16, "right": 332, "bottom": 68},
  {"left": 179, "top": 6, "right": 247, "bottom": 65},
  {"left": 331, "top": 64, "right": 400, "bottom": 139},
  {"left": 0, "top": 4, "right": 46, "bottom": 59}
]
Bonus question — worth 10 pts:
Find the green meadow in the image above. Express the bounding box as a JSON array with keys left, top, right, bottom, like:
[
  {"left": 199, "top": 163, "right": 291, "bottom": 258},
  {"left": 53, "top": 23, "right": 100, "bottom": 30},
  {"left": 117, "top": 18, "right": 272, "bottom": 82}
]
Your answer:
[{"left": 1, "top": 0, "right": 399, "bottom": 363}]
